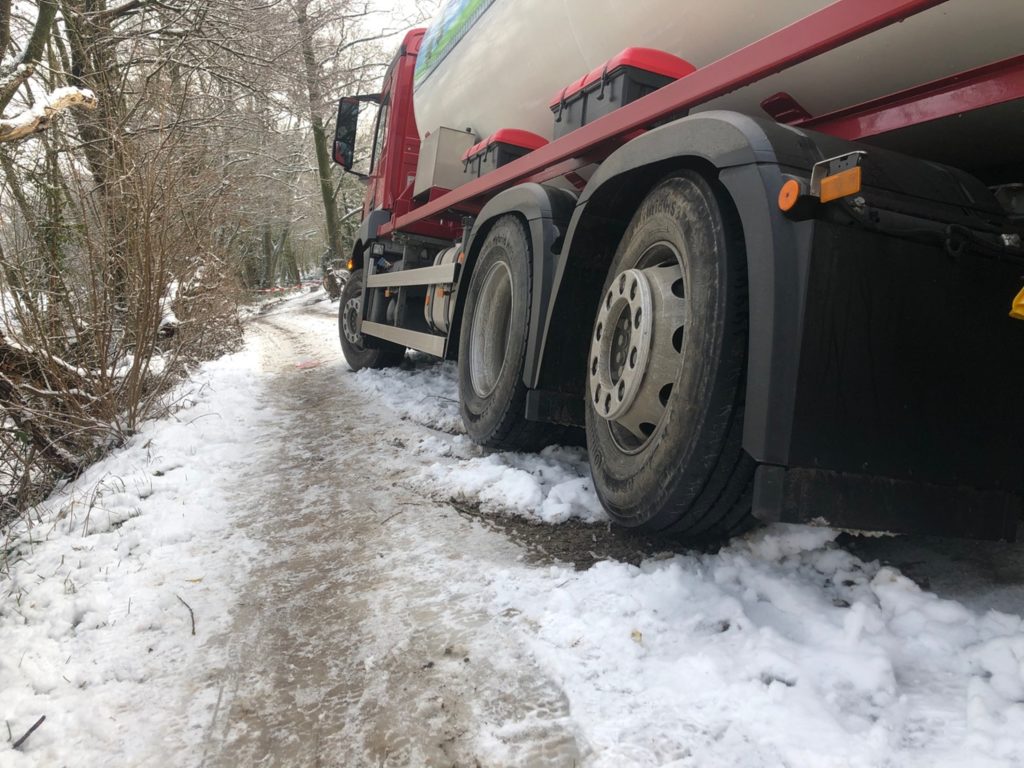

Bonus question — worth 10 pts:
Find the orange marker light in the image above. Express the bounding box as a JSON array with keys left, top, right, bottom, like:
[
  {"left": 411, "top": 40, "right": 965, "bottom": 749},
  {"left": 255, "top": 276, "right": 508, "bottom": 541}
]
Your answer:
[
  {"left": 778, "top": 179, "right": 802, "bottom": 212},
  {"left": 1010, "top": 286, "right": 1024, "bottom": 321},
  {"left": 819, "top": 166, "right": 862, "bottom": 204},
  {"left": 346, "top": 258, "right": 354, "bottom": 271}
]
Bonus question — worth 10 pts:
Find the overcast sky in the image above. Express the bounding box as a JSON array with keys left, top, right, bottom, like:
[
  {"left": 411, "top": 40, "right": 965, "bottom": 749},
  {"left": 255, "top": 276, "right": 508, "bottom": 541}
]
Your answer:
[{"left": 375, "top": 0, "right": 443, "bottom": 32}]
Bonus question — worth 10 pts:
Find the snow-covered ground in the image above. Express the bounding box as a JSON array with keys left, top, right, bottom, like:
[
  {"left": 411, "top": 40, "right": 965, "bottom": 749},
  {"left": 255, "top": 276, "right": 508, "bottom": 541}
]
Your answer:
[
  {"left": 0, "top": 341, "right": 271, "bottom": 765},
  {"left": 350, "top": 352, "right": 604, "bottom": 525},
  {"left": 3, "top": 291, "right": 1024, "bottom": 766}
]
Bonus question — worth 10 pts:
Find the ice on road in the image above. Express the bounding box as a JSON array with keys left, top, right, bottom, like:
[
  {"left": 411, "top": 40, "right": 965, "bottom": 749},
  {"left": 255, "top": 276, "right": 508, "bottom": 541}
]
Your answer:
[{"left": 3, "top": 291, "right": 1024, "bottom": 767}]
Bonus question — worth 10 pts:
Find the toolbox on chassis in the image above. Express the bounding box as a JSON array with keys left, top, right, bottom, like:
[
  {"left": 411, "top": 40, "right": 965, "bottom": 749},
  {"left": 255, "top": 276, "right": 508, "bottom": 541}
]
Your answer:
[{"left": 331, "top": 0, "right": 1024, "bottom": 542}]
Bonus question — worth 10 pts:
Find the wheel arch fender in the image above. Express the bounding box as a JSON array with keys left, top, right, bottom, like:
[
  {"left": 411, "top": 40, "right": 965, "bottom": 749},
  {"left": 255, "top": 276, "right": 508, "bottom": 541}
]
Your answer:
[
  {"left": 349, "top": 239, "right": 366, "bottom": 272},
  {"left": 350, "top": 208, "right": 392, "bottom": 272},
  {"left": 537, "top": 111, "right": 817, "bottom": 463},
  {"left": 447, "top": 183, "right": 576, "bottom": 365}
]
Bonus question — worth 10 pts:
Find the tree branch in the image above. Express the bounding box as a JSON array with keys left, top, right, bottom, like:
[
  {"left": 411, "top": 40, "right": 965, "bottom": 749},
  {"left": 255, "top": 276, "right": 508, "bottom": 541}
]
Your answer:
[
  {"left": 0, "top": 0, "right": 58, "bottom": 113},
  {"left": 21, "top": 0, "right": 58, "bottom": 65},
  {"left": 0, "top": 87, "right": 97, "bottom": 144}
]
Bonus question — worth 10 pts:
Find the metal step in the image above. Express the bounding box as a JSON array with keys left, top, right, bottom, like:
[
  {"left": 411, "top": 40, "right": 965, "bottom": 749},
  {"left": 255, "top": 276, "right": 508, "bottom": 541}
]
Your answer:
[
  {"left": 361, "top": 321, "right": 446, "bottom": 357},
  {"left": 366, "top": 262, "right": 458, "bottom": 289}
]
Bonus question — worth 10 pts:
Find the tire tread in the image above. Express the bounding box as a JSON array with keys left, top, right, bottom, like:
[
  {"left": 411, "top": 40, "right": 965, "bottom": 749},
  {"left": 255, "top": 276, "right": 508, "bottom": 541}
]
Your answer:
[{"left": 459, "top": 217, "right": 560, "bottom": 452}]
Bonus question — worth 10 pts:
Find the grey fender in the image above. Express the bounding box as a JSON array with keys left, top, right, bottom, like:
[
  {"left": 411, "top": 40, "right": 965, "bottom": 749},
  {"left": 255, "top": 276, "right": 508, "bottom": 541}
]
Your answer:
[
  {"left": 538, "top": 111, "right": 822, "bottom": 465},
  {"left": 452, "top": 183, "right": 576, "bottom": 373},
  {"left": 351, "top": 208, "right": 392, "bottom": 268}
]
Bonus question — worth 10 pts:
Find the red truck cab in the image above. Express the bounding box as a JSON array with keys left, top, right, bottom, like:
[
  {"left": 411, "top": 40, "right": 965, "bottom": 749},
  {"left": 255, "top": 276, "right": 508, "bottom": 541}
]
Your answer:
[
  {"left": 363, "top": 30, "right": 422, "bottom": 222},
  {"left": 336, "top": 29, "right": 462, "bottom": 257}
]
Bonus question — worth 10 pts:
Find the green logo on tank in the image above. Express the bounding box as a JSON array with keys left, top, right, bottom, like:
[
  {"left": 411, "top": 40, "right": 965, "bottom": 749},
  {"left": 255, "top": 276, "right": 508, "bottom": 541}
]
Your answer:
[{"left": 415, "top": 0, "right": 497, "bottom": 88}]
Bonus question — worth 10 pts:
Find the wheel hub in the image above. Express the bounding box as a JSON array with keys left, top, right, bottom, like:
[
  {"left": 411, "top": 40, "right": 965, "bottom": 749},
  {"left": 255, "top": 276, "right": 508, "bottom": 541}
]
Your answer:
[
  {"left": 343, "top": 296, "right": 362, "bottom": 346},
  {"left": 469, "top": 261, "right": 513, "bottom": 398},
  {"left": 589, "top": 269, "right": 653, "bottom": 420},
  {"left": 589, "top": 249, "right": 687, "bottom": 446}
]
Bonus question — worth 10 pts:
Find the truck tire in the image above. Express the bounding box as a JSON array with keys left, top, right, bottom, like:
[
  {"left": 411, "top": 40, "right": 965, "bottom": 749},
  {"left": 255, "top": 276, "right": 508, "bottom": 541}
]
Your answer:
[
  {"left": 338, "top": 268, "right": 406, "bottom": 371},
  {"left": 585, "top": 172, "right": 756, "bottom": 542},
  {"left": 459, "top": 216, "right": 556, "bottom": 451}
]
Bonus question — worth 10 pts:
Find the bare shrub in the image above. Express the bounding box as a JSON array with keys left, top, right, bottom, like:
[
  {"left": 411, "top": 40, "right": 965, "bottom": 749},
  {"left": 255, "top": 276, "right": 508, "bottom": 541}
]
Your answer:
[{"left": 0, "top": 1, "right": 439, "bottom": 528}]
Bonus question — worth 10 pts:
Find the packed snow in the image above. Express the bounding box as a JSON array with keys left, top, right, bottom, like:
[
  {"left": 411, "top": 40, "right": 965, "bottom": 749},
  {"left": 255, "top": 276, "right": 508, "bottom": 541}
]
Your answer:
[
  {"left": 305, "top": 290, "right": 603, "bottom": 526},
  {"left": 353, "top": 355, "right": 464, "bottom": 434},
  {"left": 2, "top": 290, "right": 1024, "bottom": 766}
]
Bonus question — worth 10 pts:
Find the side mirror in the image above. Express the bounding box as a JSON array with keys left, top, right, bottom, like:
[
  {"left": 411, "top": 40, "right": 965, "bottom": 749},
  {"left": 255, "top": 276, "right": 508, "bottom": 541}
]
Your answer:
[
  {"left": 333, "top": 97, "right": 360, "bottom": 172},
  {"left": 333, "top": 93, "right": 381, "bottom": 177}
]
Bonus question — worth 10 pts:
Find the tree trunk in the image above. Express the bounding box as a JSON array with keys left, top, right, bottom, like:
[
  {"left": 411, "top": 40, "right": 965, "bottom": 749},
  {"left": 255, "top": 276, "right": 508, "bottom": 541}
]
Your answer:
[{"left": 295, "top": 0, "right": 344, "bottom": 260}]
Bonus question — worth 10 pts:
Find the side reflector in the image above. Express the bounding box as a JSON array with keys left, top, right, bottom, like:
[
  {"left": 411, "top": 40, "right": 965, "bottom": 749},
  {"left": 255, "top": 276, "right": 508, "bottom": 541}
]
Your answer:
[
  {"left": 346, "top": 258, "right": 355, "bottom": 271},
  {"left": 810, "top": 151, "right": 866, "bottom": 204},
  {"left": 778, "top": 179, "right": 803, "bottom": 212},
  {"left": 819, "top": 166, "right": 862, "bottom": 204},
  {"left": 1011, "top": 287, "right": 1024, "bottom": 321}
]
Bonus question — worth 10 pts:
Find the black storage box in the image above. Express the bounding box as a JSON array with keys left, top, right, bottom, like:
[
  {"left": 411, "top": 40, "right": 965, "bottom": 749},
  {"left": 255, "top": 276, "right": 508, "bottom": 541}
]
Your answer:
[
  {"left": 462, "top": 129, "right": 548, "bottom": 179},
  {"left": 550, "top": 47, "right": 695, "bottom": 139}
]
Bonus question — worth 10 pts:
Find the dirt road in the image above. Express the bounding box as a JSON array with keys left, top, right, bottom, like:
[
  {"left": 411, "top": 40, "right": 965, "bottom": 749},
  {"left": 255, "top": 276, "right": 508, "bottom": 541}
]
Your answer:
[{"left": 199, "top": 305, "right": 594, "bottom": 767}]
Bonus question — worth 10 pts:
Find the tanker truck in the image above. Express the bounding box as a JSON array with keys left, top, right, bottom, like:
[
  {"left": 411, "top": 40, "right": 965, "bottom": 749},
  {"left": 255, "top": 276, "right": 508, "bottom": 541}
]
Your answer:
[{"left": 331, "top": 0, "right": 1024, "bottom": 542}]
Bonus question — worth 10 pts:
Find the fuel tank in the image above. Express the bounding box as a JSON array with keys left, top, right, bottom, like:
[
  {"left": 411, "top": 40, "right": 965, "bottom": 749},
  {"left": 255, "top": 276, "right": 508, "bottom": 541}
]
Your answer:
[{"left": 413, "top": 0, "right": 1024, "bottom": 148}]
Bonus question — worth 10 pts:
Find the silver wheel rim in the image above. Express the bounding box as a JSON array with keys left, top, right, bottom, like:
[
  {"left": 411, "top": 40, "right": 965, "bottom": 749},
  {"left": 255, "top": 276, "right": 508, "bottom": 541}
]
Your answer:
[
  {"left": 342, "top": 295, "right": 363, "bottom": 347},
  {"left": 469, "top": 260, "right": 514, "bottom": 397},
  {"left": 588, "top": 241, "right": 687, "bottom": 454}
]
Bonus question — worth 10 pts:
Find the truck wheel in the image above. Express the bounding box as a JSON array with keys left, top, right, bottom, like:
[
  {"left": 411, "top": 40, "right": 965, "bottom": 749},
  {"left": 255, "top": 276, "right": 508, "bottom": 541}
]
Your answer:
[
  {"left": 585, "top": 172, "right": 756, "bottom": 541},
  {"left": 338, "top": 268, "right": 406, "bottom": 371},
  {"left": 459, "top": 216, "right": 555, "bottom": 451}
]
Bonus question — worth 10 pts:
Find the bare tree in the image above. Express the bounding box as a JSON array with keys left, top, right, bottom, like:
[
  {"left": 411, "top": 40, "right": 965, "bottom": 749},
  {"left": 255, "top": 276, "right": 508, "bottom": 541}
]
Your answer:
[
  {"left": 0, "top": 0, "right": 431, "bottom": 524},
  {"left": 289, "top": 0, "right": 435, "bottom": 269}
]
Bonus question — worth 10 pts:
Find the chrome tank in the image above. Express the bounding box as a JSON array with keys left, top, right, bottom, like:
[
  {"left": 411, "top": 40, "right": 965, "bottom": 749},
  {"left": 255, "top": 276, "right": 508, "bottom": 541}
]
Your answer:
[{"left": 413, "top": 0, "right": 1023, "bottom": 143}]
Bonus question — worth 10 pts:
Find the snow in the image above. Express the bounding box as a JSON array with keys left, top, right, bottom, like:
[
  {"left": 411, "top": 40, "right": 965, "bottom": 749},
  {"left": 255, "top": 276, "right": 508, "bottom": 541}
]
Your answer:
[
  {"left": 0, "top": 343, "right": 270, "bottom": 766},
  {"left": 353, "top": 354, "right": 464, "bottom": 434},
  {"left": 418, "top": 445, "right": 604, "bottom": 524},
  {"left": 348, "top": 350, "right": 606, "bottom": 524},
  {"left": 3, "top": 297, "right": 1024, "bottom": 766},
  {"left": 158, "top": 280, "right": 180, "bottom": 334},
  {"left": 483, "top": 527, "right": 1024, "bottom": 766}
]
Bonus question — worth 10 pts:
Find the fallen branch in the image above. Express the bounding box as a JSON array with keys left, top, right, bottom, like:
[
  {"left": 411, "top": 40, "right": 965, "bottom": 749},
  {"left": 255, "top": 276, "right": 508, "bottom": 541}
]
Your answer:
[
  {"left": 0, "top": 87, "right": 97, "bottom": 143},
  {"left": 379, "top": 509, "right": 405, "bottom": 525},
  {"left": 175, "top": 594, "right": 196, "bottom": 636},
  {"left": 12, "top": 715, "right": 45, "bottom": 750}
]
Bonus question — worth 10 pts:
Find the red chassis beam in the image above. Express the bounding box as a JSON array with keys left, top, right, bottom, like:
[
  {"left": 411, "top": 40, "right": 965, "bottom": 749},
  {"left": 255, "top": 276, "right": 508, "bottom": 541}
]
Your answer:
[
  {"left": 381, "top": 0, "right": 950, "bottom": 236},
  {"left": 798, "top": 54, "right": 1024, "bottom": 139}
]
